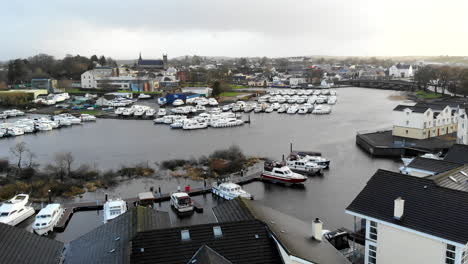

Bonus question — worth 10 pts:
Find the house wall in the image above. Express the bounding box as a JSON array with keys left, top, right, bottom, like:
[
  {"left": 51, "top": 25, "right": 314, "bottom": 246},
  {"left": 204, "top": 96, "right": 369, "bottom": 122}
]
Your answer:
[
  {"left": 392, "top": 126, "right": 425, "bottom": 139},
  {"left": 376, "top": 223, "right": 446, "bottom": 264},
  {"left": 457, "top": 114, "right": 468, "bottom": 144}
]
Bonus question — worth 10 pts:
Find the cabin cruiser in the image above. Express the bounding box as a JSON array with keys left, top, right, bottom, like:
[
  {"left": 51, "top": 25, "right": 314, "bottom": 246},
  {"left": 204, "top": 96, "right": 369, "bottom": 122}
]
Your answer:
[
  {"left": 173, "top": 99, "right": 185, "bottom": 106},
  {"left": 212, "top": 182, "right": 252, "bottom": 200},
  {"left": 327, "top": 96, "right": 337, "bottom": 105},
  {"left": 32, "top": 203, "right": 64, "bottom": 235},
  {"left": 183, "top": 120, "right": 208, "bottom": 130},
  {"left": 290, "top": 152, "right": 330, "bottom": 169},
  {"left": 272, "top": 103, "right": 281, "bottom": 110},
  {"left": 170, "top": 192, "right": 194, "bottom": 213},
  {"left": 145, "top": 108, "right": 156, "bottom": 117},
  {"left": 277, "top": 105, "right": 287, "bottom": 113},
  {"left": 297, "top": 106, "right": 308, "bottom": 114},
  {"left": 134, "top": 106, "right": 149, "bottom": 117},
  {"left": 254, "top": 105, "right": 263, "bottom": 113},
  {"left": 80, "top": 114, "right": 97, "bottom": 122},
  {"left": 157, "top": 108, "right": 167, "bottom": 117},
  {"left": 0, "top": 112, "right": 7, "bottom": 119},
  {"left": 208, "top": 98, "right": 219, "bottom": 106},
  {"left": 15, "top": 123, "right": 34, "bottom": 133},
  {"left": 114, "top": 107, "right": 125, "bottom": 115},
  {"left": 0, "top": 194, "right": 35, "bottom": 226},
  {"left": 312, "top": 105, "right": 331, "bottom": 114},
  {"left": 170, "top": 120, "right": 185, "bottom": 129},
  {"left": 122, "top": 107, "right": 135, "bottom": 116},
  {"left": 138, "top": 93, "right": 151, "bottom": 99},
  {"left": 0, "top": 128, "right": 7, "bottom": 137},
  {"left": 222, "top": 104, "right": 232, "bottom": 112},
  {"left": 243, "top": 104, "right": 254, "bottom": 113},
  {"left": 211, "top": 118, "right": 244, "bottom": 128},
  {"left": 287, "top": 105, "right": 298, "bottom": 114},
  {"left": 286, "top": 159, "right": 323, "bottom": 175},
  {"left": 103, "top": 199, "right": 127, "bottom": 223},
  {"left": 6, "top": 127, "right": 25, "bottom": 136},
  {"left": 158, "top": 97, "right": 167, "bottom": 105},
  {"left": 195, "top": 104, "right": 206, "bottom": 112},
  {"left": 401, "top": 153, "right": 443, "bottom": 166},
  {"left": 261, "top": 161, "right": 307, "bottom": 184}
]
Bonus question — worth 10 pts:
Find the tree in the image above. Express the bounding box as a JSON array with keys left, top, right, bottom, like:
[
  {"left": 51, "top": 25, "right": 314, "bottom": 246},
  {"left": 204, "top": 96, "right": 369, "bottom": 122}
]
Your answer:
[
  {"left": 10, "top": 142, "right": 28, "bottom": 169},
  {"left": 458, "top": 69, "right": 468, "bottom": 98},
  {"left": 54, "top": 153, "right": 68, "bottom": 182},
  {"left": 98, "top": 56, "right": 107, "bottom": 66},
  {"left": 414, "top": 66, "right": 433, "bottom": 91},
  {"left": 90, "top": 55, "right": 99, "bottom": 63},
  {"left": 62, "top": 152, "right": 74, "bottom": 176},
  {"left": 26, "top": 150, "right": 36, "bottom": 168},
  {"left": 211, "top": 81, "right": 223, "bottom": 97}
]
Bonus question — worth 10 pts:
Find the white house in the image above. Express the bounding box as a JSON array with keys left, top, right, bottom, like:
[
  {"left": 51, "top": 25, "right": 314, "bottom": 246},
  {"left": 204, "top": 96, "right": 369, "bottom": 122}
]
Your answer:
[
  {"left": 457, "top": 108, "right": 468, "bottom": 144},
  {"left": 347, "top": 169, "right": 468, "bottom": 264},
  {"left": 389, "top": 63, "right": 414, "bottom": 78},
  {"left": 392, "top": 104, "right": 458, "bottom": 139},
  {"left": 81, "top": 67, "right": 113, "bottom": 88},
  {"left": 289, "top": 77, "right": 306, "bottom": 86}
]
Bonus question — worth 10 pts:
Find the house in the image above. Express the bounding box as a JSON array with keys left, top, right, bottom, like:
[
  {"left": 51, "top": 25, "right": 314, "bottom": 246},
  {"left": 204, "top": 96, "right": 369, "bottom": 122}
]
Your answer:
[
  {"left": 392, "top": 104, "right": 458, "bottom": 139},
  {"left": 136, "top": 53, "right": 167, "bottom": 71},
  {"left": 457, "top": 108, "right": 468, "bottom": 144},
  {"left": 81, "top": 67, "right": 113, "bottom": 88},
  {"left": 389, "top": 63, "right": 414, "bottom": 78},
  {"left": 289, "top": 77, "right": 307, "bottom": 86},
  {"left": 399, "top": 157, "right": 462, "bottom": 177},
  {"left": 31, "top": 78, "right": 57, "bottom": 92},
  {"left": 346, "top": 169, "right": 468, "bottom": 264},
  {"left": 0, "top": 222, "right": 64, "bottom": 264}
]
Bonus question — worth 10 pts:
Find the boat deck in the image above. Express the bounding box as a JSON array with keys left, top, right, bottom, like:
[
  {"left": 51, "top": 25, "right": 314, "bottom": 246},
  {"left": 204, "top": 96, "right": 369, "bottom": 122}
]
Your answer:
[{"left": 54, "top": 172, "right": 260, "bottom": 231}]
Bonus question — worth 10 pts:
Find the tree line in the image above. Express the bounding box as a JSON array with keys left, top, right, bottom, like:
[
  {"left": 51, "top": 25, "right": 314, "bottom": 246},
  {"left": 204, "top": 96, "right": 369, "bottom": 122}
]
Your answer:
[
  {"left": 4, "top": 53, "right": 118, "bottom": 85},
  {"left": 414, "top": 65, "right": 468, "bottom": 96}
]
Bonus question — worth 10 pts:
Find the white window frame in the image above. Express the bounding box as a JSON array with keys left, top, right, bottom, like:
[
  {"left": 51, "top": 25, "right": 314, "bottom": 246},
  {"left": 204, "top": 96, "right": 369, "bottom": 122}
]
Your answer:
[
  {"left": 365, "top": 241, "right": 377, "bottom": 264},
  {"left": 446, "top": 243, "right": 456, "bottom": 264}
]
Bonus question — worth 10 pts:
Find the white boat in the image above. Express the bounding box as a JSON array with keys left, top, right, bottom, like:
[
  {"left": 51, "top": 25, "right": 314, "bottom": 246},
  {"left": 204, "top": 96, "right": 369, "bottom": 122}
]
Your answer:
[
  {"left": 138, "top": 93, "right": 152, "bottom": 99},
  {"left": 212, "top": 182, "right": 252, "bottom": 200},
  {"left": 103, "top": 199, "right": 127, "bottom": 223},
  {"left": 153, "top": 117, "right": 165, "bottom": 124},
  {"left": 114, "top": 107, "right": 125, "bottom": 115},
  {"left": 0, "top": 128, "right": 6, "bottom": 137},
  {"left": 80, "top": 114, "right": 97, "bottom": 122},
  {"left": 0, "top": 113, "right": 7, "bottom": 119},
  {"left": 134, "top": 107, "right": 147, "bottom": 117},
  {"left": 183, "top": 120, "right": 208, "bottom": 130},
  {"left": 122, "top": 107, "right": 135, "bottom": 116},
  {"left": 195, "top": 104, "right": 206, "bottom": 112},
  {"left": 170, "top": 192, "right": 193, "bottom": 213},
  {"left": 0, "top": 194, "right": 35, "bottom": 226},
  {"left": 145, "top": 108, "right": 156, "bottom": 117},
  {"left": 157, "top": 108, "right": 167, "bottom": 117},
  {"left": 173, "top": 99, "right": 185, "bottom": 106},
  {"left": 7, "top": 127, "right": 25, "bottom": 136},
  {"left": 32, "top": 204, "right": 64, "bottom": 235},
  {"left": 261, "top": 161, "right": 307, "bottom": 184},
  {"left": 265, "top": 106, "right": 274, "bottom": 113},
  {"left": 327, "top": 96, "right": 337, "bottom": 105},
  {"left": 312, "top": 105, "right": 331, "bottom": 114},
  {"left": 254, "top": 105, "right": 263, "bottom": 113},
  {"left": 287, "top": 105, "right": 298, "bottom": 114},
  {"left": 277, "top": 105, "right": 287, "bottom": 113},
  {"left": 298, "top": 106, "right": 308, "bottom": 114},
  {"left": 286, "top": 159, "right": 323, "bottom": 175},
  {"left": 208, "top": 98, "right": 219, "bottom": 106},
  {"left": 222, "top": 104, "right": 232, "bottom": 112}
]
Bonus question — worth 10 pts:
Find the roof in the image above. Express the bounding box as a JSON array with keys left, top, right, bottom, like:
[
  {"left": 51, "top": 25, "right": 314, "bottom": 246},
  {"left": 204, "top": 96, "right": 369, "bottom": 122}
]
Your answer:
[
  {"left": 444, "top": 144, "right": 468, "bottom": 164},
  {"left": 138, "top": 192, "right": 154, "bottom": 200},
  {"left": 64, "top": 207, "right": 170, "bottom": 264},
  {"left": 242, "top": 200, "right": 351, "bottom": 264},
  {"left": 38, "top": 203, "right": 61, "bottom": 215},
  {"left": 138, "top": 59, "right": 164, "bottom": 66},
  {"left": 428, "top": 165, "right": 468, "bottom": 192},
  {"left": 172, "top": 192, "right": 190, "bottom": 198},
  {"left": 130, "top": 220, "right": 283, "bottom": 264},
  {"left": 212, "top": 199, "right": 255, "bottom": 223},
  {"left": 346, "top": 169, "right": 468, "bottom": 244},
  {"left": 0, "top": 223, "right": 64, "bottom": 264},
  {"left": 393, "top": 104, "right": 429, "bottom": 113},
  {"left": 187, "top": 245, "right": 233, "bottom": 264},
  {"left": 406, "top": 157, "right": 462, "bottom": 173}
]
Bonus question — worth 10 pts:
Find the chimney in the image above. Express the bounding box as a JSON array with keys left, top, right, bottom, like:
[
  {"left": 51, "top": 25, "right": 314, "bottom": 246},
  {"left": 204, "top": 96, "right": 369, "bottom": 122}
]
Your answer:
[
  {"left": 394, "top": 197, "right": 405, "bottom": 220},
  {"left": 312, "top": 218, "right": 323, "bottom": 241}
]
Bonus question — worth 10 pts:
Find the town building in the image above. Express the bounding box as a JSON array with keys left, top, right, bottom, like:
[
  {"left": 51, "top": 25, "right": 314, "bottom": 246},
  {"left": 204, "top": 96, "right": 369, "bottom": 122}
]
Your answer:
[
  {"left": 389, "top": 63, "right": 414, "bottom": 78},
  {"left": 456, "top": 108, "right": 468, "bottom": 144},
  {"left": 136, "top": 53, "right": 167, "bottom": 71},
  {"left": 81, "top": 67, "right": 114, "bottom": 88},
  {"left": 444, "top": 144, "right": 468, "bottom": 164},
  {"left": 346, "top": 169, "right": 468, "bottom": 264},
  {"left": 392, "top": 104, "right": 458, "bottom": 139},
  {"left": 31, "top": 78, "right": 57, "bottom": 92}
]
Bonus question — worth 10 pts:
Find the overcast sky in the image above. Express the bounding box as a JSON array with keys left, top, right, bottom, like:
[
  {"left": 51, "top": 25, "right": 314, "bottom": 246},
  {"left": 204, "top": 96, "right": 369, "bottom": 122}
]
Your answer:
[{"left": 1, "top": 0, "right": 467, "bottom": 60}]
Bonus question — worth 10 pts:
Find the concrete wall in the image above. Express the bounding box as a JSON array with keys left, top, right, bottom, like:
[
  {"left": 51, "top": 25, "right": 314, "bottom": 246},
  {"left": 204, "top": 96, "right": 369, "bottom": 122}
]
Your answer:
[{"left": 376, "top": 223, "right": 446, "bottom": 264}]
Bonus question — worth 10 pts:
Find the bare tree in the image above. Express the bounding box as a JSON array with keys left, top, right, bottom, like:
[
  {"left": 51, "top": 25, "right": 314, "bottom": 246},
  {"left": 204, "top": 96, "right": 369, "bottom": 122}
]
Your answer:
[
  {"left": 54, "top": 153, "right": 68, "bottom": 182},
  {"left": 63, "top": 152, "right": 74, "bottom": 177},
  {"left": 26, "top": 150, "right": 36, "bottom": 168},
  {"left": 10, "top": 142, "right": 28, "bottom": 169}
]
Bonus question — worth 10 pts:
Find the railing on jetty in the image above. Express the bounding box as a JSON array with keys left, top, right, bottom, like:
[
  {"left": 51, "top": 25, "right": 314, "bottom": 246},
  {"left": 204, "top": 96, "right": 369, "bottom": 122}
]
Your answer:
[{"left": 54, "top": 171, "right": 261, "bottom": 232}]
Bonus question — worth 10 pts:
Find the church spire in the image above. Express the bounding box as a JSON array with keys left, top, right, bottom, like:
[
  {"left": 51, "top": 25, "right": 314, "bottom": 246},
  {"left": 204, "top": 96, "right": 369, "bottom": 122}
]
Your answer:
[{"left": 139, "top": 52, "right": 142, "bottom": 61}]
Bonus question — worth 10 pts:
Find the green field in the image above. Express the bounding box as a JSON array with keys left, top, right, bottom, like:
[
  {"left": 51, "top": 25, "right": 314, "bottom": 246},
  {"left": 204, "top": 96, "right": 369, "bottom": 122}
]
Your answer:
[
  {"left": 220, "top": 91, "right": 245, "bottom": 97},
  {"left": 229, "top": 84, "right": 250, "bottom": 89},
  {"left": 79, "top": 110, "right": 101, "bottom": 115},
  {"left": 415, "top": 90, "right": 444, "bottom": 99}
]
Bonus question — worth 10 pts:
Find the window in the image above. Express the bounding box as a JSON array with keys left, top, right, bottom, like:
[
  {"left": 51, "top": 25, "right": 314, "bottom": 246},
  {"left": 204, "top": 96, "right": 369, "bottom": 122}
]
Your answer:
[
  {"left": 406, "top": 130, "right": 408, "bottom": 135},
  {"left": 446, "top": 244, "right": 456, "bottom": 264},
  {"left": 406, "top": 121, "right": 409, "bottom": 126},
  {"left": 369, "top": 221, "right": 378, "bottom": 240},
  {"left": 368, "top": 243, "right": 377, "bottom": 264},
  {"left": 424, "top": 122, "right": 426, "bottom": 128}
]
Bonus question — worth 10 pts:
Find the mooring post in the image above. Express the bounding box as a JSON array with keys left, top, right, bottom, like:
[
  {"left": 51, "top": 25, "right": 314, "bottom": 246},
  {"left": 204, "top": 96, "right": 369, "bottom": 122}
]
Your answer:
[
  {"left": 290, "top": 142, "right": 293, "bottom": 153},
  {"left": 105, "top": 193, "right": 108, "bottom": 202}
]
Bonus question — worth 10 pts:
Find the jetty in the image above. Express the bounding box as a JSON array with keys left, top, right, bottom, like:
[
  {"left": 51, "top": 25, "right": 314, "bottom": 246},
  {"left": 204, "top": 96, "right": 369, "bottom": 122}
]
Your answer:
[{"left": 54, "top": 172, "right": 261, "bottom": 232}]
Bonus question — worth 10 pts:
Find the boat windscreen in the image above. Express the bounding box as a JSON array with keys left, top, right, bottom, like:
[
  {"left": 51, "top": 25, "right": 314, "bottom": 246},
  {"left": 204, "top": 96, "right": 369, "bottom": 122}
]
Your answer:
[
  {"left": 0, "top": 212, "right": 8, "bottom": 217},
  {"left": 177, "top": 197, "right": 191, "bottom": 206}
]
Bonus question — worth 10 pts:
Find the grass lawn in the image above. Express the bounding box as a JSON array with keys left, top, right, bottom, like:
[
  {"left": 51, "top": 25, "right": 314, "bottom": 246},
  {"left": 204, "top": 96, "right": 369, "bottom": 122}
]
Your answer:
[
  {"left": 415, "top": 90, "right": 444, "bottom": 99},
  {"left": 220, "top": 92, "right": 245, "bottom": 97},
  {"left": 229, "top": 84, "right": 249, "bottom": 89}
]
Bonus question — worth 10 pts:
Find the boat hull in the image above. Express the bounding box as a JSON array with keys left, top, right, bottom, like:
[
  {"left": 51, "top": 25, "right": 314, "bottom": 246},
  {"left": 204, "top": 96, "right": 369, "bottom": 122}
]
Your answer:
[
  {"left": 260, "top": 173, "right": 307, "bottom": 184},
  {"left": 1, "top": 206, "right": 35, "bottom": 226}
]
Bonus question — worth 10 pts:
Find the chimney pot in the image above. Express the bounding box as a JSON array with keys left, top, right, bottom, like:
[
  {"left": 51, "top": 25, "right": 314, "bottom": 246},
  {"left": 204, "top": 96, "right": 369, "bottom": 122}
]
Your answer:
[
  {"left": 312, "top": 218, "right": 323, "bottom": 241},
  {"left": 394, "top": 197, "right": 405, "bottom": 220}
]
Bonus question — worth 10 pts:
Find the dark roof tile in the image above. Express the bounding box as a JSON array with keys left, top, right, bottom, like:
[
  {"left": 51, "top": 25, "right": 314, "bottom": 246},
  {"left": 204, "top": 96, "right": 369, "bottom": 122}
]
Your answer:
[
  {"left": 444, "top": 144, "right": 468, "bottom": 164},
  {"left": 407, "top": 157, "right": 462, "bottom": 173}
]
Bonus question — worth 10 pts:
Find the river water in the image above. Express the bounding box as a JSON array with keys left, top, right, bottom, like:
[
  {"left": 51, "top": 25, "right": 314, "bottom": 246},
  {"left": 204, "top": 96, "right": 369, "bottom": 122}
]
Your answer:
[{"left": 3, "top": 87, "right": 404, "bottom": 242}]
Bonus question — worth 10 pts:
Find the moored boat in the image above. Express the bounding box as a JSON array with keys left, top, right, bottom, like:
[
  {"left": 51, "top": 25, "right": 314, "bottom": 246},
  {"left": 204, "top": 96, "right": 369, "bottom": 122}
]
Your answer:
[
  {"left": 212, "top": 182, "right": 252, "bottom": 200},
  {"left": 261, "top": 161, "right": 307, "bottom": 184},
  {"left": 170, "top": 192, "right": 194, "bottom": 213},
  {"left": 32, "top": 203, "right": 64, "bottom": 235},
  {"left": 0, "top": 194, "right": 35, "bottom": 226},
  {"left": 103, "top": 198, "right": 128, "bottom": 223}
]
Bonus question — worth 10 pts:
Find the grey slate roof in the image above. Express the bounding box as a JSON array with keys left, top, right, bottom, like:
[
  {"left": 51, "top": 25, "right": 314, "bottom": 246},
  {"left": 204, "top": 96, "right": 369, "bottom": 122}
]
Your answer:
[
  {"left": 407, "top": 157, "right": 462, "bottom": 173},
  {"left": 130, "top": 220, "right": 283, "bottom": 264},
  {"left": 64, "top": 207, "right": 170, "bottom": 264},
  {"left": 346, "top": 169, "right": 468, "bottom": 244},
  {"left": 187, "top": 245, "right": 233, "bottom": 264},
  {"left": 444, "top": 144, "right": 468, "bottom": 164},
  {"left": 0, "top": 223, "right": 64, "bottom": 264},
  {"left": 428, "top": 165, "right": 468, "bottom": 192},
  {"left": 138, "top": 59, "right": 164, "bottom": 66},
  {"left": 393, "top": 104, "right": 429, "bottom": 113},
  {"left": 212, "top": 199, "right": 255, "bottom": 223}
]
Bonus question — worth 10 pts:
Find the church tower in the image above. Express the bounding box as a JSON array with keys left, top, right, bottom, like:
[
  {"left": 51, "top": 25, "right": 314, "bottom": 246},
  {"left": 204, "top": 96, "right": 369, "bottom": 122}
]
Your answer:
[{"left": 163, "top": 53, "right": 168, "bottom": 70}]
